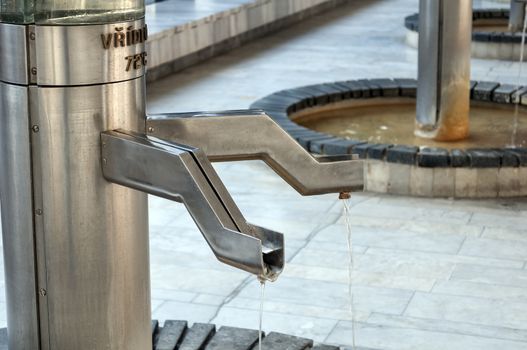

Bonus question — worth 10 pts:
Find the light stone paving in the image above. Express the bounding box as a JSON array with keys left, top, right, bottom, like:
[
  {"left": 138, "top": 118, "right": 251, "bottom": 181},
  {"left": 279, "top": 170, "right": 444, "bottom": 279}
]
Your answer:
[{"left": 1, "top": 0, "right": 527, "bottom": 349}]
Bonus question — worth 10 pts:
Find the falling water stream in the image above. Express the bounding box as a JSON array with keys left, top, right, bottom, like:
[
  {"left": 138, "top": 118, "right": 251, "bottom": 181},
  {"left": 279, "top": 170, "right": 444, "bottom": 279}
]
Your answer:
[
  {"left": 511, "top": 3, "right": 527, "bottom": 147},
  {"left": 258, "top": 279, "right": 265, "bottom": 350},
  {"left": 256, "top": 195, "right": 356, "bottom": 350},
  {"left": 341, "top": 193, "right": 356, "bottom": 349}
]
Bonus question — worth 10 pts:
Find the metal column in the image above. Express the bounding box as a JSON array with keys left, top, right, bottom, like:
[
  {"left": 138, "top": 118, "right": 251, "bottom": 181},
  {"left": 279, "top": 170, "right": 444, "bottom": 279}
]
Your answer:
[
  {"left": 0, "top": 5, "right": 151, "bottom": 350},
  {"left": 510, "top": 0, "right": 527, "bottom": 32},
  {"left": 416, "top": 0, "right": 473, "bottom": 141}
]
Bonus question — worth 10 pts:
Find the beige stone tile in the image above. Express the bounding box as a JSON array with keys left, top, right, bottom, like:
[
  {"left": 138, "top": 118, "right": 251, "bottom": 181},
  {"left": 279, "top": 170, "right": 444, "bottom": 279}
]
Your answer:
[
  {"left": 191, "top": 293, "right": 226, "bottom": 306},
  {"left": 303, "top": 239, "right": 369, "bottom": 254},
  {"left": 225, "top": 296, "right": 370, "bottom": 322},
  {"left": 367, "top": 312, "right": 527, "bottom": 343},
  {"left": 150, "top": 265, "right": 247, "bottom": 296},
  {"left": 315, "top": 224, "right": 466, "bottom": 254},
  {"left": 432, "top": 280, "right": 527, "bottom": 303},
  {"left": 458, "top": 237, "right": 527, "bottom": 261},
  {"left": 212, "top": 15, "right": 231, "bottom": 43},
  {"left": 499, "top": 42, "right": 514, "bottom": 61},
  {"left": 365, "top": 160, "right": 389, "bottom": 193},
  {"left": 292, "top": 248, "right": 455, "bottom": 280},
  {"left": 482, "top": 226, "right": 527, "bottom": 242},
  {"left": 327, "top": 320, "right": 527, "bottom": 350},
  {"left": 151, "top": 288, "right": 197, "bottom": 303},
  {"left": 406, "top": 218, "right": 476, "bottom": 239},
  {"left": 451, "top": 264, "right": 527, "bottom": 288},
  {"left": 485, "top": 42, "right": 501, "bottom": 60},
  {"left": 405, "top": 292, "right": 527, "bottom": 330},
  {"left": 283, "top": 264, "right": 436, "bottom": 292},
  {"left": 365, "top": 247, "right": 523, "bottom": 270},
  {"left": 476, "top": 168, "right": 499, "bottom": 198},
  {"left": 409, "top": 167, "right": 433, "bottom": 197},
  {"left": 387, "top": 164, "right": 411, "bottom": 195},
  {"left": 454, "top": 168, "right": 478, "bottom": 198},
  {"left": 432, "top": 167, "right": 455, "bottom": 198},
  {"left": 470, "top": 211, "right": 527, "bottom": 229},
  {"left": 472, "top": 42, "right": 488, "bottom": 59},
  {"left": 236, "top": 277, "right": 413, "bottom": 315},
  {"left": 498, "top": 167, "right": 521, "bottom": 197},
  {"left": 520, "top": 167, "right": 527, "bottom": 196}
]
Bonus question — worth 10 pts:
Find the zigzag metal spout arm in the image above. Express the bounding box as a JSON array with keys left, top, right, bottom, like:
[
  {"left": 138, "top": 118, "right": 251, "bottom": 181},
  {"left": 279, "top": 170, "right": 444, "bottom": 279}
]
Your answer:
[
  {"left": 146, "top": 110, "right": 364, "bottom": 196},
  {"left": 100, "top": 130, "right": 284, "bottom": 280}
]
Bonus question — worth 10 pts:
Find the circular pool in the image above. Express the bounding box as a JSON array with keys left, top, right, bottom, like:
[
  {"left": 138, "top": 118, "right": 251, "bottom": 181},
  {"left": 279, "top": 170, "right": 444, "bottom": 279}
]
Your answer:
[{"left": 251, "top": 79, "right": 527, "bottom": 198}]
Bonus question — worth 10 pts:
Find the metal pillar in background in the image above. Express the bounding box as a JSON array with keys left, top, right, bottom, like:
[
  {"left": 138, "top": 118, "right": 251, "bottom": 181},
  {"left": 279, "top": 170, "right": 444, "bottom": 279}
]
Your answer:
[
  {"left": 510, "top": 0, "right": 527, "bottom": 32},
  {"left": 416, "top": 0, "right": 473, "bottom": 141}
]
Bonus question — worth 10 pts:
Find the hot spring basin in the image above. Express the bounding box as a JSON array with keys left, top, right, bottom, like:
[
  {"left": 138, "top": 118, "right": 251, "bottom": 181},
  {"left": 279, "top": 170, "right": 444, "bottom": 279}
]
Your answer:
[{"left": 251, "top": 78, "right": 527, "bottom": 198}]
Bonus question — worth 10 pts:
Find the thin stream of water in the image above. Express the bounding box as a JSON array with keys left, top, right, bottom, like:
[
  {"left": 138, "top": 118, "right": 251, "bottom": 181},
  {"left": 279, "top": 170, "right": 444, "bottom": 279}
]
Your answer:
[
  {"left": 342, "top": 198, "right": 356, "bottom": 349},
  {"left": 258, "top": 280, "right": 265, "bottom": 350},
  {"left": 511, "top": 3, "right": 527, "bottom": 147}
]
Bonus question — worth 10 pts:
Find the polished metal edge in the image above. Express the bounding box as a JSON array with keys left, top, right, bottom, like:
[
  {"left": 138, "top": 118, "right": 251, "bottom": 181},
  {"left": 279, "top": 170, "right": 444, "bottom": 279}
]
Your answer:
[
  {"left": 0, "top": 23, "right": 29, "bottom": 85},
  {"left": 147, "top": 110, "right": 364, "bottom": 195},
  {"left": 28, "top": 85, "right": 50, "bottom": 350},
  {"left": 36, "top": 18, "right": 147, "bottom": 86},
  {"left": 0, "top": 82, "right": 40, "bottom": 349}
]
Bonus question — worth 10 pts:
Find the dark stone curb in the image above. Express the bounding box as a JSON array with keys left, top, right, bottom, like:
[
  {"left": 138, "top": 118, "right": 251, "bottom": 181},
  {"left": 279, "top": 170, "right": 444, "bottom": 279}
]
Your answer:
[
  {"left": 404, "top": 9, "right": 526, "bottom": 44},
  {"left": 250, "top": 78, "right": 527, "bottom": 168},
  {"left": 0, "top": 324, "right": 340, "bottom": 350}
]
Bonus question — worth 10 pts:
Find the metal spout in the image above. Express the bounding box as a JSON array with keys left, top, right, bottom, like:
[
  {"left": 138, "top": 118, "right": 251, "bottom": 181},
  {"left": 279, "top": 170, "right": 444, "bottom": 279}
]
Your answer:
[
  {"left": 146, "top": 109, "right": 364, "bottom": 195},
  {"left": 101, "top": 130, "right": 284, "bottom": 280}
]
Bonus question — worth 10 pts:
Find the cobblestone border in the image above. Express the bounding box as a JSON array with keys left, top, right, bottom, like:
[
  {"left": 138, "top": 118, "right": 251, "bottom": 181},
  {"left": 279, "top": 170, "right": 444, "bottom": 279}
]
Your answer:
[
  {"left": 405, "top": 9, "right": 525, "bottom": 44},
  {"left": 250, "top": 78, "right": 527, "bottom": 169}
]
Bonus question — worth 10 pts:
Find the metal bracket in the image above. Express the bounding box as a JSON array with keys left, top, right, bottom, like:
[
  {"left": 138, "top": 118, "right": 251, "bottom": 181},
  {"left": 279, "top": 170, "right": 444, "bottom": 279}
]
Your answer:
[
  {"left": 101, "top": 130, "right": 284, "bottom": 280},
  {"left": 147, "top": 109, "right": 364, "bottom": 195}
]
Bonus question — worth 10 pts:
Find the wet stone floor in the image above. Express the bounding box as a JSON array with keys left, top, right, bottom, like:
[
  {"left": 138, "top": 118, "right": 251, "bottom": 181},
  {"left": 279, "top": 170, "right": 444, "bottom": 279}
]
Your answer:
[{"left": 1, "top": 0, "right": 527, "bottom": 349}]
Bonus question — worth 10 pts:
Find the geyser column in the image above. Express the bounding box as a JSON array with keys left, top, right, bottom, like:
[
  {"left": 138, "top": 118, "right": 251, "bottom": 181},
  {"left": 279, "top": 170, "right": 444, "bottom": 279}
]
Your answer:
[{"left": 416, "top": 0, "right": 473, "bottom": 141}]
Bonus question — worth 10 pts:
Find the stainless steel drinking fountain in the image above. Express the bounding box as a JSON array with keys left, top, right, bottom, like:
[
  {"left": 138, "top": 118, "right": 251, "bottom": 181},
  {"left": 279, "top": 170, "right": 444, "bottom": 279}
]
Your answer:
[{"left": 0, "top": 1, "right": 363, "bottom": 349}]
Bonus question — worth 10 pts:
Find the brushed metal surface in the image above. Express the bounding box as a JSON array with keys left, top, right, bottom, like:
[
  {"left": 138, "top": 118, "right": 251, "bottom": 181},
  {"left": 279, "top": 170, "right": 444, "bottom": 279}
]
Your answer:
[
  {"left": 101, "top": 130, "right": 284, "bottom": 280},
  {"left": 147, "top": 110, "right": 364, "bottom": 196},
  {"left": 416, "top": 0, "right": 472, "bottom": 141},
  {"left": 0, "top": 82, "right": 40, "bottom": 350},
  {"left": 31, "top": 77, "right": 151, "bottom": 350},
  {"left": 0, "top": 23, "right": 28, "bottom": 85},
  {"left": 416, "top": 0, "right": 439, "bottom": 128},
  {"left": 35, "top": 19, "right": 147, "bottom": 86}
]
